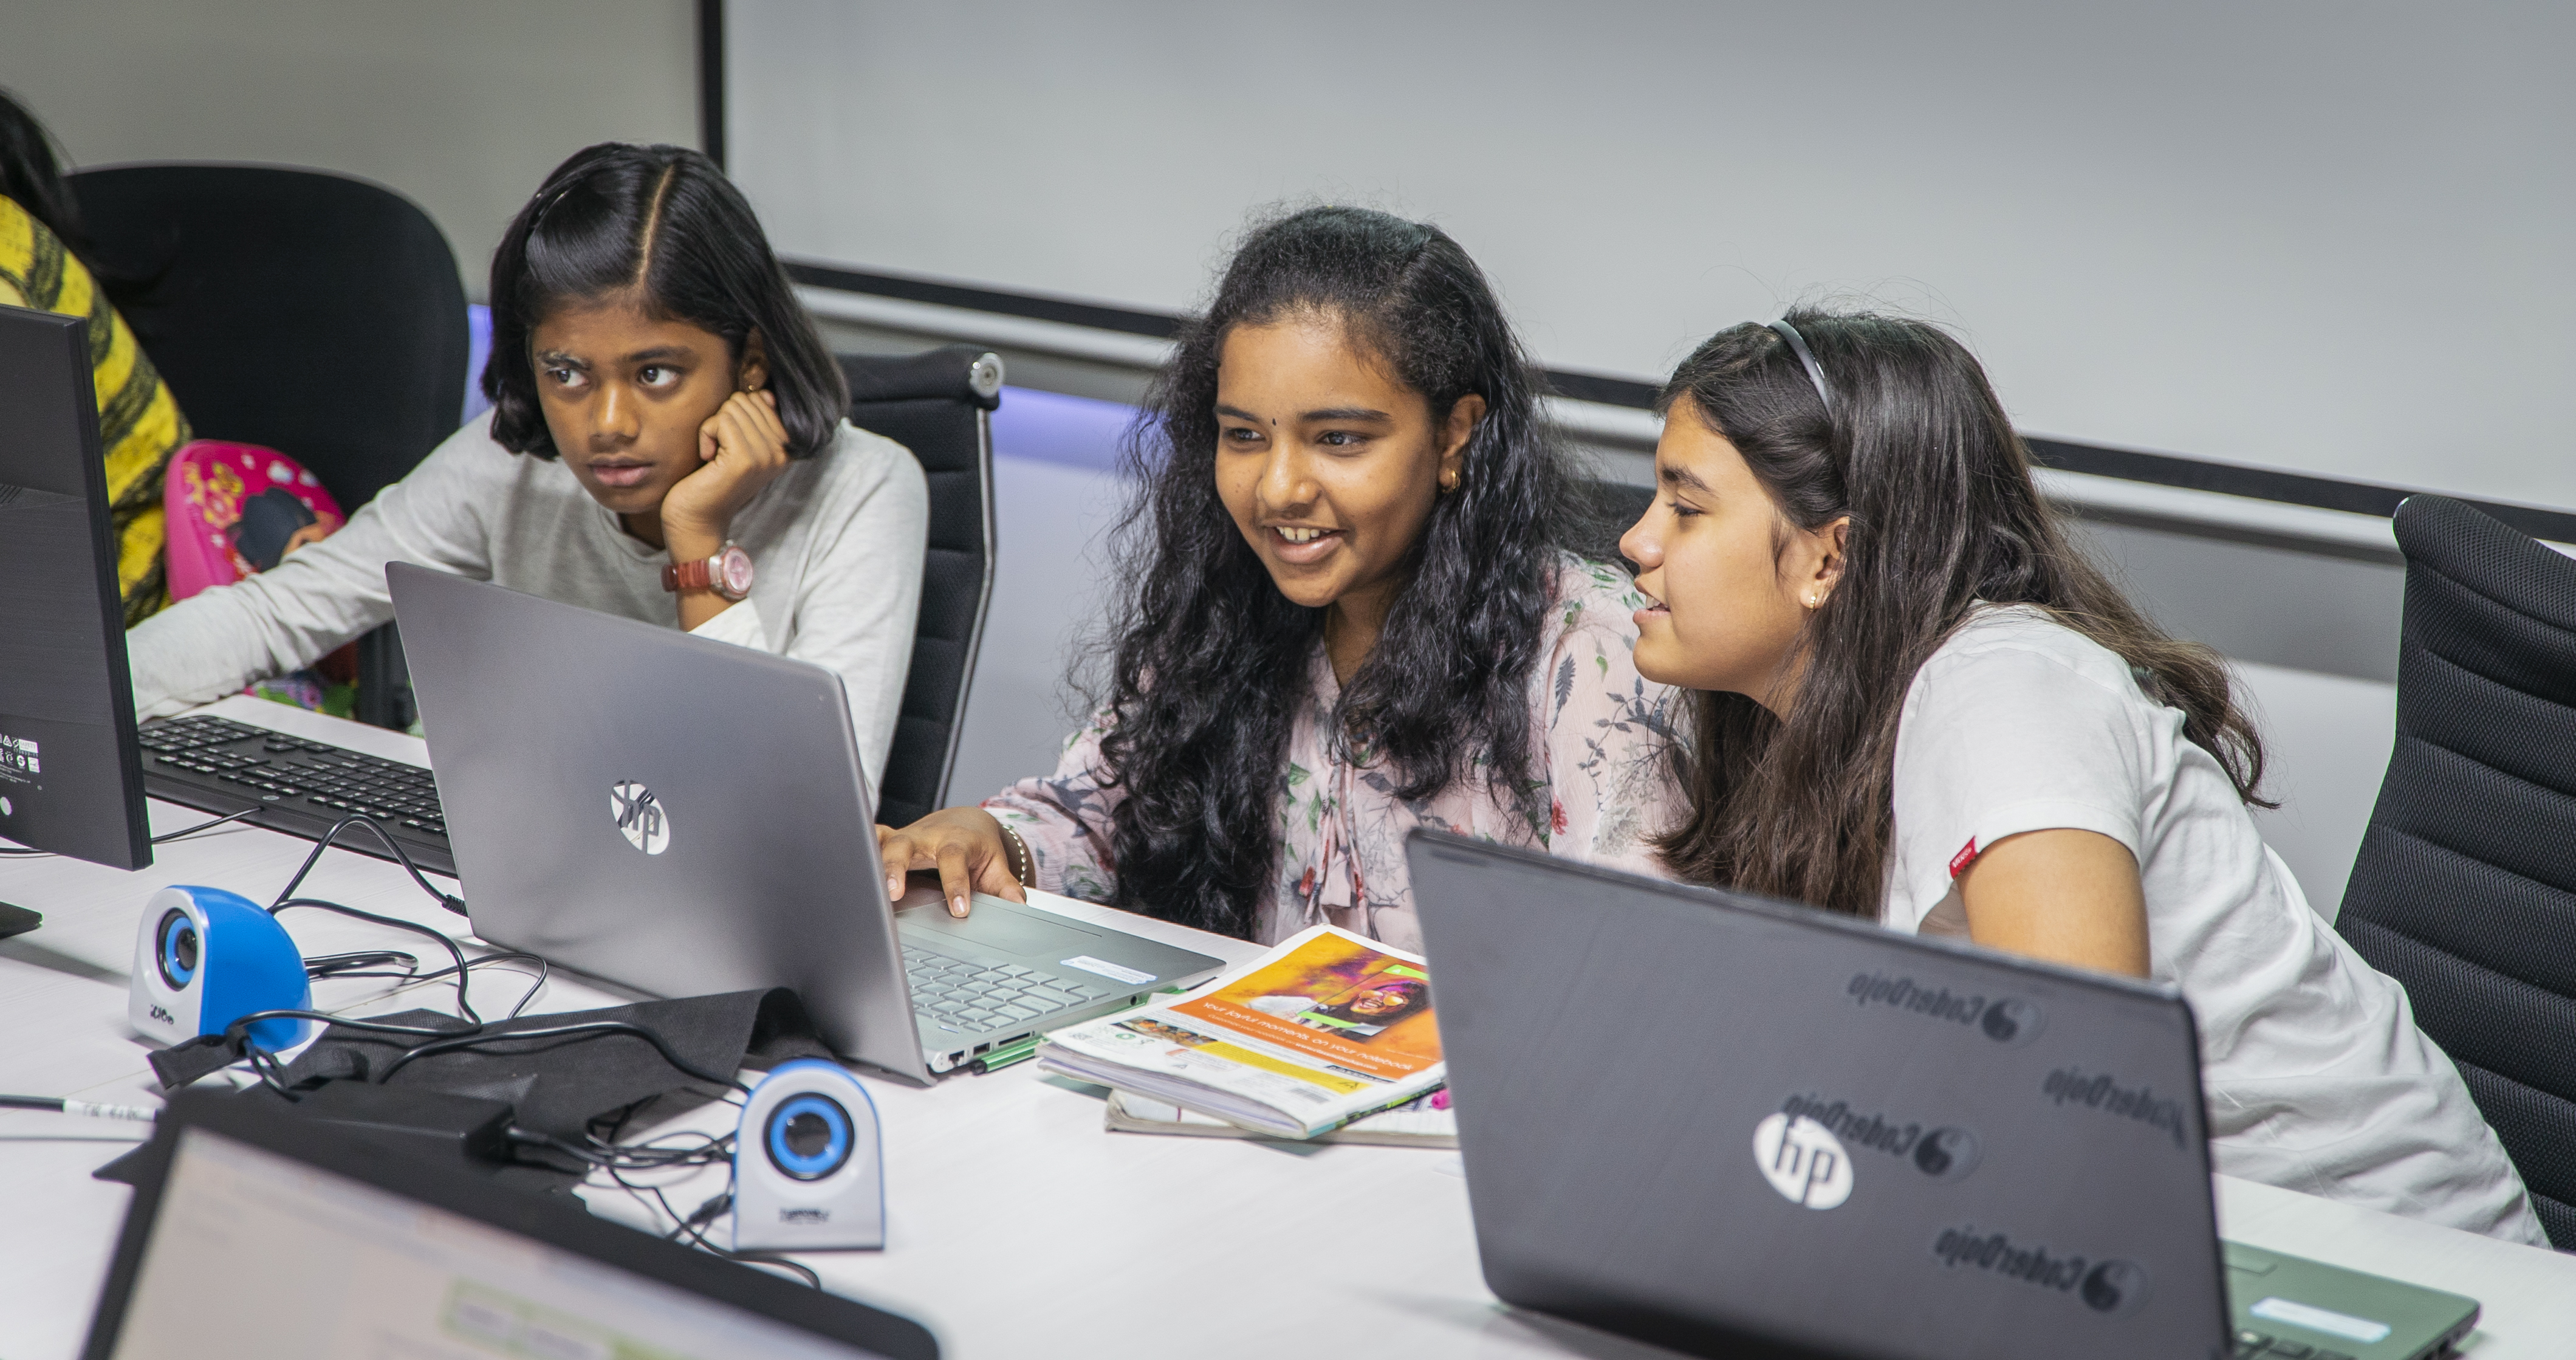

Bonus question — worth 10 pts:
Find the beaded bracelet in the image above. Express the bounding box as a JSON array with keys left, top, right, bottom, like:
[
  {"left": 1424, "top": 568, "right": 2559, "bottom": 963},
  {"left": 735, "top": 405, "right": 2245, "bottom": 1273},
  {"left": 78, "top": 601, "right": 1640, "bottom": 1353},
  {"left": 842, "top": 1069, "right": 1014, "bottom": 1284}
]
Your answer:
[{"left": 999, "top": 825, "right": 1033, "bottom": 887}]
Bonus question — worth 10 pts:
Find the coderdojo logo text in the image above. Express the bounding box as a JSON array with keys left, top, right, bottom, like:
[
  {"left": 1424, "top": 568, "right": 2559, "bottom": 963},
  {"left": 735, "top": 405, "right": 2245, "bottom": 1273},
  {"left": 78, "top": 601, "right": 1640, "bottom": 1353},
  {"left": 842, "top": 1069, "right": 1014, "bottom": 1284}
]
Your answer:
[
  {"left": 2043, "top": 1065, "right": 2189, "bottom": 1150},
  {"left": 1846, "top": 970, "right": 2043, "bottom": 1046},
  {"left": 1779, "top": 1092, "right": 1981, "bottom": 1181},
  {"left": 1932, "top": 1223, "right": 2151, "bottom": 1316}
]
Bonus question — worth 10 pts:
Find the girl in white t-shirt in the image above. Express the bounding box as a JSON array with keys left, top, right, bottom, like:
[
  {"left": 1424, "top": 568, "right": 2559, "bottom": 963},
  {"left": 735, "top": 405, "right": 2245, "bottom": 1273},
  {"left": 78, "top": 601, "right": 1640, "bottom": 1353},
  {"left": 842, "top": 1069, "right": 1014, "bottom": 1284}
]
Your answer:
[{"left": 1615, "top": 309, "right": 2544, "bottom": 1245}]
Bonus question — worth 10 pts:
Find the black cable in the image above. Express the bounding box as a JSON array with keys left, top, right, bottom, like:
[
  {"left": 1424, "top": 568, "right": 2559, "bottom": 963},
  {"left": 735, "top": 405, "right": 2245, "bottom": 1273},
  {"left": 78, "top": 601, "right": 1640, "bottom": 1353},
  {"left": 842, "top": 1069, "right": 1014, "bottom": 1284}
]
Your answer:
[
  {"left": 305, "top": 949, "right": 421, "bottom": 981},
  {"left": 248, "top": 1044, "right": 302, "bottom": 1101},
  {"left": 303, "top": 949, "right": 547, "bottom": 1018},
  {"left": 0, "top": 1094, "right": 157, "bottom": 1120},
  {"left": 513, "top": 1125, "right": 735, "bottom": 1172},
  {"left": 221, "top": 1008, "right": 469, "bottom": 1052},
  {"left": 609, "top": 1163, "right": 821, "bottom": 1290},
  {"left": 671, "top": 1189, "right": 733, "bottom": 1240},
  {"left": 272, "top": 814, "right": 464, "bottom": 916},
  {"left": 378, "top": 1020, "right": 747, "bottom": 1094},
  {"left": 271, "top": 898, "right": 481, "bottom": 1025},
  {"left": 0, "top": 806, "right": 256, "bottom": 857},
  {"left": 214, "top": 1007, "right": 476, "bottom": 1101},
  {"left": 0, "top": 805, "right": 264, "bottom": 853},
  {"left": 495, "top": 952, "right": 549, "bottom": 1018},
  {"left": 151, "top": 806, "right": 261, "bottom": 843}
]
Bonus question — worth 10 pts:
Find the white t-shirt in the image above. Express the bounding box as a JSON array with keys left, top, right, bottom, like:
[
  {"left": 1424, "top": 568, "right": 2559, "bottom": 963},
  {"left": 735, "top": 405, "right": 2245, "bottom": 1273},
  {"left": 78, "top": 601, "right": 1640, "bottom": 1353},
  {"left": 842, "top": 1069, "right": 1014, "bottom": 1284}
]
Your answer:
[
  {"left": 125, "top": 416, "right": 927, "bottom": 789},
  {"left": 1885, "top": 604, "right": 2544, "bottom": 1245}
]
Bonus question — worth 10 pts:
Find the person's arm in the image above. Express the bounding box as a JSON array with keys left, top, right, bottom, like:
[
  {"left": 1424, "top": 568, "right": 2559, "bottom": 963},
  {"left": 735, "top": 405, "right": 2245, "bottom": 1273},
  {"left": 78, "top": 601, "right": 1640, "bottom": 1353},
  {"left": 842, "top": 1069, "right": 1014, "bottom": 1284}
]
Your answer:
[
  {"left": 1956, "top": 828, "right": 2151, "bottom": 978},
  {"left": 123, "top": 430, "right": 501, "bottom": 716},
  {"left": 665, "top": 389, "right": 795, "bottom": 633},
  {"left": 1886, "top": 630, "right": 2160, "bottom": 980},
  {"left": 875, "top": 718, "right": 1125, "bottom": 917}
]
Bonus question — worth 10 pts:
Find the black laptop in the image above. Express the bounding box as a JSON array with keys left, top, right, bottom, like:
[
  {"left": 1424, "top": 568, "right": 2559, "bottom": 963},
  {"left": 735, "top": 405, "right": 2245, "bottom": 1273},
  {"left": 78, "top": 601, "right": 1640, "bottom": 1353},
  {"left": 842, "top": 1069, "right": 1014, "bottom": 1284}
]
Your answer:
[
  {"left": 81, "top": 1091, "right": 937, "bottom": 1359},
  {"left": 1406, "top": 831, "right": 2481, "bottom": 1360}
]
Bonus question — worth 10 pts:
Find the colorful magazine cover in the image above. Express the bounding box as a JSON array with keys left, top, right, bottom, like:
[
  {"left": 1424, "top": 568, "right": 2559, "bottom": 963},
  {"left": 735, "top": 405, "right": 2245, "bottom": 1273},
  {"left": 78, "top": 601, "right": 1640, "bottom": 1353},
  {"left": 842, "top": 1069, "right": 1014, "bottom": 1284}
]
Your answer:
[{"left": 1037, "top": 926, "right": 1445, "bottom": 1138}]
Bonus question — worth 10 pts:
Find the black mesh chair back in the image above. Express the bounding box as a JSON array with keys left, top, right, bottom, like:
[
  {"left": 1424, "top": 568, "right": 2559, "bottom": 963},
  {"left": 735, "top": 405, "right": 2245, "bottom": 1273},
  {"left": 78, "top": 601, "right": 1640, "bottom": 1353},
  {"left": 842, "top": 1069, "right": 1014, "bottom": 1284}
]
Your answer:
[
  {"left": 841, "top": 346, "right": 1001, "bottom": 829},
  {"left": 2337, "top": 494, "right": 2576, "bottom": 1249},
  {"left": 69, "top": 163, "right": 468, "bottom": 729}
]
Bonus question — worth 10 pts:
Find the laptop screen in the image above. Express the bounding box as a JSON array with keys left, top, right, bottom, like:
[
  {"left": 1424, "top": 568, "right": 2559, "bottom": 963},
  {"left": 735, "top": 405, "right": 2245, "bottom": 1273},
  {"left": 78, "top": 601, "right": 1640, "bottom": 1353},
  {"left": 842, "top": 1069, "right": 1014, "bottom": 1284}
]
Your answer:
[{"left": 108, "top": 1128, "right": 897, "bottom": 1360}]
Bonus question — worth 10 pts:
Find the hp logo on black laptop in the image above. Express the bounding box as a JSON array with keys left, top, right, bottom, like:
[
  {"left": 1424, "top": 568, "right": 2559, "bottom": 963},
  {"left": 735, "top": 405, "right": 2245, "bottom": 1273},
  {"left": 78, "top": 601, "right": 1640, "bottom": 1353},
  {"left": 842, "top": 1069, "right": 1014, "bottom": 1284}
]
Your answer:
[{"left": 610, "top": 781, "right": 670, "bottom": 854}]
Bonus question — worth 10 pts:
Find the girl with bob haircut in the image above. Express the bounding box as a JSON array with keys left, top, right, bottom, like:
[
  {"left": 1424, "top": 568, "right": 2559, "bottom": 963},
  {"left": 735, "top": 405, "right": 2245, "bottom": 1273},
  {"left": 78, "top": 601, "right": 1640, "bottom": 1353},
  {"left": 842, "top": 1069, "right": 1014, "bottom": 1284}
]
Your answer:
[
  {"left": 128, "top": 143, "right": 927, "bottom": 785},
  {"left": 880, "top": 206, "right": 1676, "bottom": 947},
  {"left": 1619, "top": 308, "right": 2541, "bottom": 1243}
]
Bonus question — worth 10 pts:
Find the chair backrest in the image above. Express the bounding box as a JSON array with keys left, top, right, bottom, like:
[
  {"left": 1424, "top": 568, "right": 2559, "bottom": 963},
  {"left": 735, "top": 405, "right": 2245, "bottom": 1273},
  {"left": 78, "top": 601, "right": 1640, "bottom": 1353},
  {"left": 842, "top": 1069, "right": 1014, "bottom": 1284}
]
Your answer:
[
  {"left": 2336, "top": 493, "right": 2576, "bottom": 1249},
  {"left": 841, "top": 346, "right": 1002, "bottom": 829},
  {"left": 72, "top": 164, "right": 468, "bottom": 730},
  {"left": 67, "top": 163, "right": 468, "bottom": 515}
]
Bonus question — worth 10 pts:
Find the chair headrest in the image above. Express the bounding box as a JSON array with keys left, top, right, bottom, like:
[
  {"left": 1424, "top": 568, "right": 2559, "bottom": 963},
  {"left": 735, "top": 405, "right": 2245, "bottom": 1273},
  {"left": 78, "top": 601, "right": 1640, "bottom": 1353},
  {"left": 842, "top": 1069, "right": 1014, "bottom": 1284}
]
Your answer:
[
  {"left": 2393, "top": 494, "right": 2576, "bottom": 633},
  {"left": 838, "top": 346, "right": 1003, "bottom": 413}
]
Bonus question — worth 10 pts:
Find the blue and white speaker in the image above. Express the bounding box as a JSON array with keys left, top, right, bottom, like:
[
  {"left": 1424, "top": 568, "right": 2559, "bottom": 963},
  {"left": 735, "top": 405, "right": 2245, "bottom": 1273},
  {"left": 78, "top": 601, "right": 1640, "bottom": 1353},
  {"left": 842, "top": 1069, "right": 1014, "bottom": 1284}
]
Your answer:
[
  {"left": 733, "top": 1058, "right": 885, "bottom": 1251},
  {"left": 128, "top": 885, "right": 312, "bottom": 1051}
]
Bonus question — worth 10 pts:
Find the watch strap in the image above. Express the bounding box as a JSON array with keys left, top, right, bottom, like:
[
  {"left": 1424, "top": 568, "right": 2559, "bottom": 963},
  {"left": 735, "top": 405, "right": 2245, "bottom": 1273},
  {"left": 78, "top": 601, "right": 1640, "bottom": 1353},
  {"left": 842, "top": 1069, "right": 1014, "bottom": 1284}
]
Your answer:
[{"left": 660, "top": 557, "right": 714, "bottom": 593}]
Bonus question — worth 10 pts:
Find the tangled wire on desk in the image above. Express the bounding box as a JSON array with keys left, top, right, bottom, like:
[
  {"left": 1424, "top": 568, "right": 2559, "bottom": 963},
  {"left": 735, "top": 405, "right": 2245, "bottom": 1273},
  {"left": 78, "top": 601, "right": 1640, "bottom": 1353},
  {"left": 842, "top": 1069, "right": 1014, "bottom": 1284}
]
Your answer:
[{"left": 242, "top": 816, "right": 820, "bottom": 1285}]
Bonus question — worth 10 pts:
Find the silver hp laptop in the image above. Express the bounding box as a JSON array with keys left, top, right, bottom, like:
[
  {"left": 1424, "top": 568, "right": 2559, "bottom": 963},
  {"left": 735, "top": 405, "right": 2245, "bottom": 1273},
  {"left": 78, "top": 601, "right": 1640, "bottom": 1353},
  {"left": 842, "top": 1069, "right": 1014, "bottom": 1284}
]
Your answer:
[
  {"left": 1406, "top": 831, "right": 2481, "bottom": 1360},
  {"left": 388, "top": 564, "right": 1222, "bottom": 1084}
]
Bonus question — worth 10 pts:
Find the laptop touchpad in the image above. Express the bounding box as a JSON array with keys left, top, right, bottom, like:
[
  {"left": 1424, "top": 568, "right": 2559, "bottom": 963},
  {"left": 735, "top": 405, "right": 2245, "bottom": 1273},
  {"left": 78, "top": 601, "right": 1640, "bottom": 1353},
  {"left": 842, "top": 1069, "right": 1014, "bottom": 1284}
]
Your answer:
[{"left": 899, "top": 901, "right": 1102, "bottom": 958}]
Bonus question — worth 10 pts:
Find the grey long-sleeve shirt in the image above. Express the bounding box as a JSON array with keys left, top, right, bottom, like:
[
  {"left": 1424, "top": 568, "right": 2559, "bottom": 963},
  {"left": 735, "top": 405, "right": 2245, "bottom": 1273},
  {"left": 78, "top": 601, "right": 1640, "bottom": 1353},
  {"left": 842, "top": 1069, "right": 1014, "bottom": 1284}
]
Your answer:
[{"left": 126, "top": 416, "right": 927, "bottom": 788}]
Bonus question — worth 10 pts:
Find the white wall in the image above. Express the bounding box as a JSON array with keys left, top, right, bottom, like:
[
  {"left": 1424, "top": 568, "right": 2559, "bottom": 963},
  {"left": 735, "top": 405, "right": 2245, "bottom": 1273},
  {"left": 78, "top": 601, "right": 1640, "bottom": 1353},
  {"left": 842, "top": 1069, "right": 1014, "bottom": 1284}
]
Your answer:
[
  {"left": 2, "top": 0, "right": 699, "bottom": 300},
  {"left": 731, "top": 0, "right": 2576, "bottom": 512}
]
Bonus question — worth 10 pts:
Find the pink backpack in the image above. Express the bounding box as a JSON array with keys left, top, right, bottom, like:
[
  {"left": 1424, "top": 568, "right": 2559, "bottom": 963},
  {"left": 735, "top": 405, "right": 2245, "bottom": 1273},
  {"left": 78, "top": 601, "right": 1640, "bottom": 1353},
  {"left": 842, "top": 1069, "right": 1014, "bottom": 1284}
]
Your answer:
[{"left": 163, "top": 441, "right": 344, "bottom": 602}]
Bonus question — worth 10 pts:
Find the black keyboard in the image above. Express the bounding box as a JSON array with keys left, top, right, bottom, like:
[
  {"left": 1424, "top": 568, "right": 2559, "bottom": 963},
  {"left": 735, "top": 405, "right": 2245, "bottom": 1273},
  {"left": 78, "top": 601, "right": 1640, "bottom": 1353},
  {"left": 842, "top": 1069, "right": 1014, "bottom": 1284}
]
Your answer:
[{"left": 139, "top": 713, "right": 454, "bottom": 876}]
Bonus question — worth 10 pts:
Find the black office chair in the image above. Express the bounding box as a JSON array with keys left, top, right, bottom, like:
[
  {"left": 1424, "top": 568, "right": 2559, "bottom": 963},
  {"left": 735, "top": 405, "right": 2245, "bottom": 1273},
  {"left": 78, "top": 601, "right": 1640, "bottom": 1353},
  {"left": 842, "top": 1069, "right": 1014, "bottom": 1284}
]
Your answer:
[
  {"left": 69, "top": 163, "right": 470, "bottom": 730},
  {"left": 840, "top": 346, "right": 1002, "bottom": 829},
  {"left": 2335, "top": 494, "right": 2576, "bottom": 1249}
]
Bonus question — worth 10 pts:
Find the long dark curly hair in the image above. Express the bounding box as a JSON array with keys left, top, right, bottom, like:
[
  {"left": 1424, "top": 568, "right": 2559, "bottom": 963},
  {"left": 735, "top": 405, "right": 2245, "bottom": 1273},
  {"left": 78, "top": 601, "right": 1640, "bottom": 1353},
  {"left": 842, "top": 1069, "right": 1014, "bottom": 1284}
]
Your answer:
[
  {"left": 1654, "top": 309, "right": 2270, "bottom": 917},
  {"left": 1094, "top": 205, "right": 1584, "bottom": 937}
]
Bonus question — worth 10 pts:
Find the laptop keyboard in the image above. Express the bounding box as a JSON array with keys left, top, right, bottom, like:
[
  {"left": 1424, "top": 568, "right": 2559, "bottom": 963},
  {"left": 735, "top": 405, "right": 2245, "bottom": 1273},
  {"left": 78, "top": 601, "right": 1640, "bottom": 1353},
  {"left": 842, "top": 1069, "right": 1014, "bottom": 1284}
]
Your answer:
[
  {"left": 2235, "top": 1330, "right": 2352, "bottom": 1360},
  {"left": 904, "top": 945, "right": 1117, "bottom": 1036},
  {"left": 138, "top": 714, "right": 453, "bottom": 874}
]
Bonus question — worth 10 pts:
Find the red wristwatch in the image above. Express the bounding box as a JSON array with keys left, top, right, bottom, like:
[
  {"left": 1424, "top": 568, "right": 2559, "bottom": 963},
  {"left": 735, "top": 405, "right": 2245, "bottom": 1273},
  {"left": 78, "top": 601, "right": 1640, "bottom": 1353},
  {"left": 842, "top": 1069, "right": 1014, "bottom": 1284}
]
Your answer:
[{"left": 662, "top": 541, "right": 755, "bottom": 602}]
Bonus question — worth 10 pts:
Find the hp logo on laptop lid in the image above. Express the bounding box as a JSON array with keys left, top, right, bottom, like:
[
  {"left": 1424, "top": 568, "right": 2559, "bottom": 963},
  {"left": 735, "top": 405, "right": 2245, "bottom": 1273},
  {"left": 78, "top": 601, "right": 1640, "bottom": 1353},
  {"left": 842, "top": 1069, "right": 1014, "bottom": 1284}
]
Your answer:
[
  {"left": 610, "top": 781, "right": 670, "bottom": 854},
  {"left": 1754, "top": 1113, "right": 1854, "bottom": 1209}
]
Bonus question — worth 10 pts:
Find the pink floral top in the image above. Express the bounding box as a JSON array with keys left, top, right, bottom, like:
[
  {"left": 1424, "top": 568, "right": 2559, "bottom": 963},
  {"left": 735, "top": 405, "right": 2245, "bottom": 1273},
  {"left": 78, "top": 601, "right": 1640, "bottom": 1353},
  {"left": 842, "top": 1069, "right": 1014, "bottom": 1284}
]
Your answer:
[{"left": 983, "top": 557, "right": 1683, "bottom": 950}]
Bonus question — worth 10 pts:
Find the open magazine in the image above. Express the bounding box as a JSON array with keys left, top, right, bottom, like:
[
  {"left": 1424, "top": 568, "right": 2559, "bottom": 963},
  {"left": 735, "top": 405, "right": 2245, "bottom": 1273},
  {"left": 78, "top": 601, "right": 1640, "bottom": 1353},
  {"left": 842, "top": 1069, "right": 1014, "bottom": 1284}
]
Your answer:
[{"left": 1037, "top": 924, "right": 1444, "bottom": 1139}]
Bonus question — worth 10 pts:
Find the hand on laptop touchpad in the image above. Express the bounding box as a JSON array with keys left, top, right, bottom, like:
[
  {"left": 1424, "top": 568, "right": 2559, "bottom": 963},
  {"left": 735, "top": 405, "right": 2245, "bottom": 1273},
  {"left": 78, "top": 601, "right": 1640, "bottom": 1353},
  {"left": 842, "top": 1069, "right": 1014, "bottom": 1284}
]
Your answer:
[{"left": 899, "top": 900, "right": 1100, "bottom": 958}]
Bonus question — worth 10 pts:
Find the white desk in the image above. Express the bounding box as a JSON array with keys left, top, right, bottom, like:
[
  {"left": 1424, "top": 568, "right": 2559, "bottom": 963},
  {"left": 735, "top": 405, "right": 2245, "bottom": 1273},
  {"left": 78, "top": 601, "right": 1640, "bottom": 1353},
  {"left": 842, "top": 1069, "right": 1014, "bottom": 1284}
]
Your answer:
[{"left": 5, "top": 698, "right": 2573, "bottom": 1359}]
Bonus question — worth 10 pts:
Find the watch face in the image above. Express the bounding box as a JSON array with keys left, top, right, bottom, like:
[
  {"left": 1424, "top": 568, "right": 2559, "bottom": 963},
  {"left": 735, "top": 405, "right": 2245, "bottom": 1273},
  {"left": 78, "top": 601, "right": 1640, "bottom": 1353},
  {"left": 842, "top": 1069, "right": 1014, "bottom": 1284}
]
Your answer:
[{"left": 717, "top": 545, "right": 755, "bottom": 597}]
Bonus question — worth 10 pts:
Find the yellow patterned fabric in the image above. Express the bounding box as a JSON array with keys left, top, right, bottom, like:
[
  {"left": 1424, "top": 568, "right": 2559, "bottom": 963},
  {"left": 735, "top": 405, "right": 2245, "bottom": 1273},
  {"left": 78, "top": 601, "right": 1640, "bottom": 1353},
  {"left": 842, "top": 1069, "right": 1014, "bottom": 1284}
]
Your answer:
[{"left": 0, "top": 195, "right": 190, "bottom": 622}]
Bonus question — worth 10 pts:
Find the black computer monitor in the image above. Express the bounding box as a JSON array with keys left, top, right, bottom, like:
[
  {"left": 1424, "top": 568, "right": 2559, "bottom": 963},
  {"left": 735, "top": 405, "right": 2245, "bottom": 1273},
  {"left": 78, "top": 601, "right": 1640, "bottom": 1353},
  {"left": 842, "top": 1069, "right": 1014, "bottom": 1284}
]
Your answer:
[{"left": 0, "top": 303, "right": 151, "bottom": 870}]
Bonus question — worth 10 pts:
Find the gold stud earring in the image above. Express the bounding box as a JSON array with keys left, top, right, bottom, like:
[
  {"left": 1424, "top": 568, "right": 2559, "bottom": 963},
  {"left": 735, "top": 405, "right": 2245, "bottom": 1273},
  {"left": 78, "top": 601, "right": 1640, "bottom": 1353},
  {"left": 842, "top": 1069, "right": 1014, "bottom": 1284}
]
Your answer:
[{"left": 1440, "top": 470, "right": 1461, "bottom": 492}]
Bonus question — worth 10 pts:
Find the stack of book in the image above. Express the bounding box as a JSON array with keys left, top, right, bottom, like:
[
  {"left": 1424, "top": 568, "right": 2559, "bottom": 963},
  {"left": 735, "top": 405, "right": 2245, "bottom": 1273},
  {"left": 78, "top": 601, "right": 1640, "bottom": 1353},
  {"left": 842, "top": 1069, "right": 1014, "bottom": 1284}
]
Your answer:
[{"left": 1037, "top": 925, "right": 1458, "bottom": 1146}]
